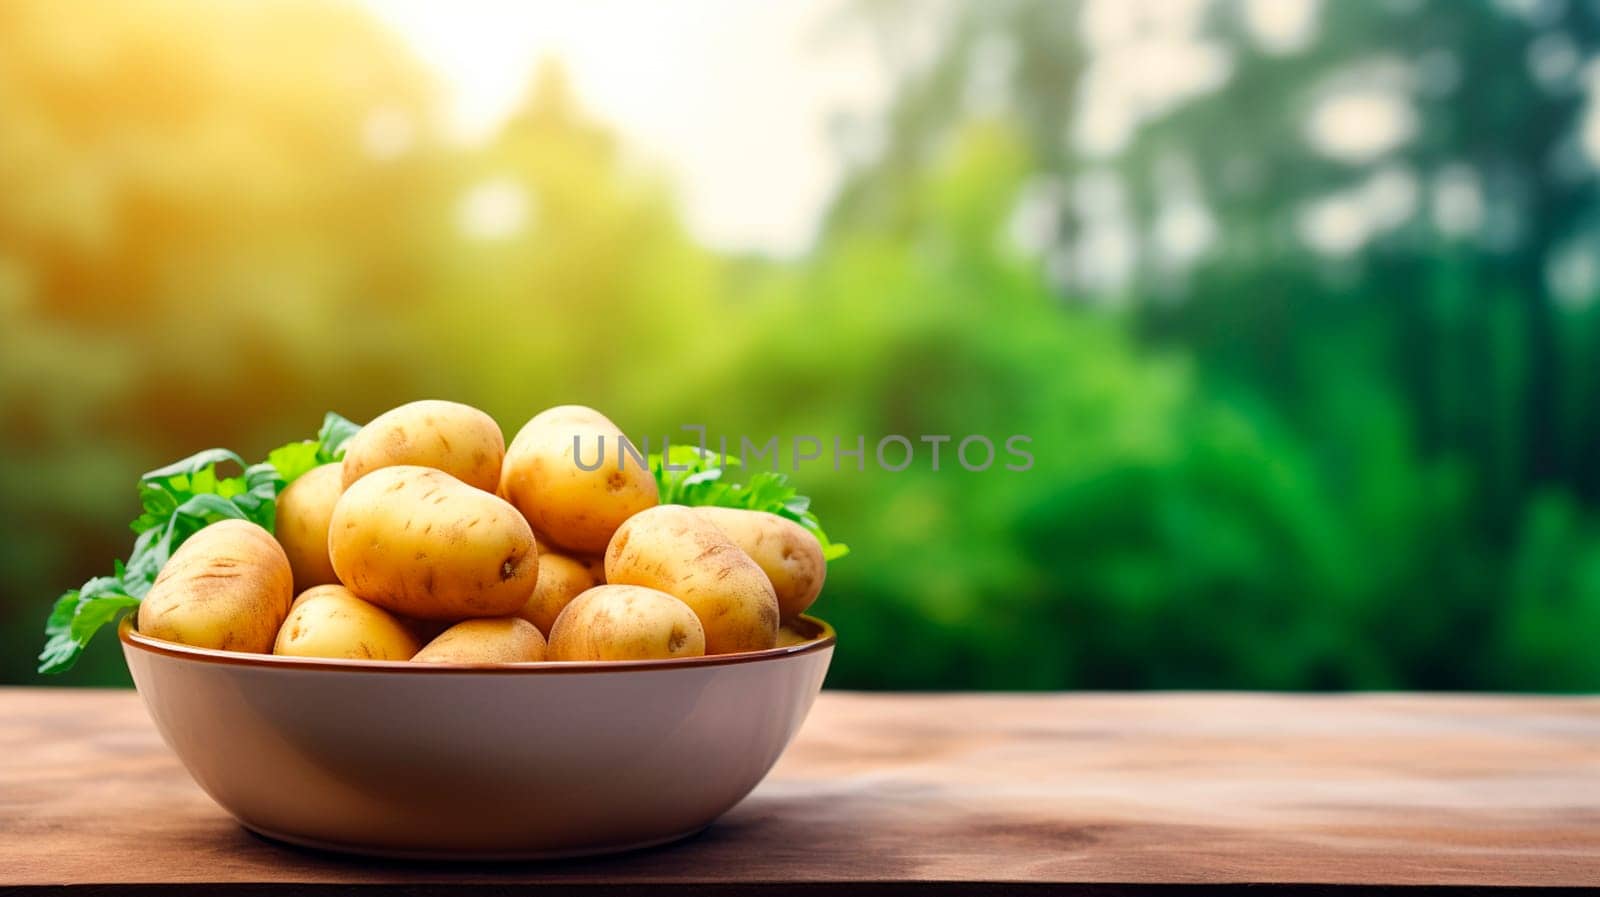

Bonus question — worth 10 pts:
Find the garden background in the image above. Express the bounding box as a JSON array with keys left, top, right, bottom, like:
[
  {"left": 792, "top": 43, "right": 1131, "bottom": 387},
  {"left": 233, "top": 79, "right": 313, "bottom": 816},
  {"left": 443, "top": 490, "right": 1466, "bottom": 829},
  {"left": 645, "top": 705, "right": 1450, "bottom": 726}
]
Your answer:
[{"left": 5, "top": 0, "right": 1600, "bottom": 691}]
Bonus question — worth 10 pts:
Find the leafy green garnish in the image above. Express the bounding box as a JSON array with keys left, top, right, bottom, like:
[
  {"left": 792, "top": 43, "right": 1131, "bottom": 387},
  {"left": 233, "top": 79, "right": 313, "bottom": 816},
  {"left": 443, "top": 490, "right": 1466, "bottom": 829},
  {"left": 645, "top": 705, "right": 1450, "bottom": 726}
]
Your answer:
[
  {"left": 38, "top": 412, "right": 361, "bottom": 674},
  {"left": 264, "top": 410, "right": 360, "bottom": 484},
  {"left": 316, "top": 411, "right": 362, "bottom": 460},
  {"left": 650, "top": 445, "right": 849, "bottom": 561}
]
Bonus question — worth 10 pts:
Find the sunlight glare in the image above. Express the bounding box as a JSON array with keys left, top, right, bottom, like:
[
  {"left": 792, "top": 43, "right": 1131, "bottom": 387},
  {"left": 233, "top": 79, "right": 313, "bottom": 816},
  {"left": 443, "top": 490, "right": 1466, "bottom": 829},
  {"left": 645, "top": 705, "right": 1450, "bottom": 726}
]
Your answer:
[{"left": 356, "top": 0, "right": 885, "bottom": 257}]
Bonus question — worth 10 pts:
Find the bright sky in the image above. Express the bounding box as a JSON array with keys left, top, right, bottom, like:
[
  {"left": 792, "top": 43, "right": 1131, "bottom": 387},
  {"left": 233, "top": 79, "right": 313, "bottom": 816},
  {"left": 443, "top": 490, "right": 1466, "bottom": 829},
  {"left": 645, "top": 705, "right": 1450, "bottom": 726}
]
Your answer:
[
  {"left": 356, "top": 0, "right": 888, "bottom": 257},
  {"left": 357, "top": 0, "right": 1327, "bottom": 259},
  {"left": 361, "top": 0, "right": 1590, "bottom": 274}
]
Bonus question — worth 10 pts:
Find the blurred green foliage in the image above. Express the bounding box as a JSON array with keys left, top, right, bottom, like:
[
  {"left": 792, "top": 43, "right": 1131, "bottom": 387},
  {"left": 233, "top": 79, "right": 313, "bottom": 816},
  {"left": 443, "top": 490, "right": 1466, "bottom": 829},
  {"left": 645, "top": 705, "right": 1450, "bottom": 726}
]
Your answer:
[{"left": 3, "top": 0, "right": 1599, "bottom": 690}]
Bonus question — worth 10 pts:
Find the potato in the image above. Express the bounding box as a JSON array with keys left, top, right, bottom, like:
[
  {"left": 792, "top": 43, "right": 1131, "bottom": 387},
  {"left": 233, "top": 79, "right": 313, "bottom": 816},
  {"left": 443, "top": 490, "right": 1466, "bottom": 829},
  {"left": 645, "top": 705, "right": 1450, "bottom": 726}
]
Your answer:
[
  {"left": 274, "top": 463, "right": 343, "bottom": 593},
  {"left": 516, "top": 551, "right": 595, "bottom": 636},
  {"left": 395, "top": 613, "right": 452, "bottom": 645},
  {"left": 329, "top": 466, "right": 540, "bottom": 619},
  {"left": 295, "top": 577, "right": 456, "bottom": 644},
  {"left": 499, "top": 405, "right": 657, "bottom": 555},
  {"left": 581, "top": 555, "right": 607, "bottom": 584},
  {"left": 274, "top": 584, "right": 420, "bottom": 660},
  {"left": 342, "top": 399, "right": 505, "bottom": 493},
  {"left": 547, "top": 585, "right": 706, "bottom": 661},
  {"left": 696, "top": 507, "right": 826, "bottom": 621},
  {"left": 137, "top": 519, "right": 292, "bottom": 653},
  {"left": 776, "top": 624, "right": 811, "bottom": 648},
  {"left": 412, "top": 617, "right": 546, "bottom": 663},
  {"left": 604, "top": 504, "right": 778, "bottom": 654}
]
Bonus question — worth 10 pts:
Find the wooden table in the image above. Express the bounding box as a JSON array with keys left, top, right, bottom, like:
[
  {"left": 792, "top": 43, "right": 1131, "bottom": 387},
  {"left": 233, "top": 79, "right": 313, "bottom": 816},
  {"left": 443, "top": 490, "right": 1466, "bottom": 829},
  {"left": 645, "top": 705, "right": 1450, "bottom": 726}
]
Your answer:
[{"left": 3, "top": 688, "right": 1597, "bottom": 894}]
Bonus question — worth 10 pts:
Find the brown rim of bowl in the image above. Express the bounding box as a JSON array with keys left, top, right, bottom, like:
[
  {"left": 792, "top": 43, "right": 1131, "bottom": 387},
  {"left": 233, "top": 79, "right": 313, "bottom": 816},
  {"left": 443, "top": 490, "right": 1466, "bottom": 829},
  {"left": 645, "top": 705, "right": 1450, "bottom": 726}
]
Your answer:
[{"left": 119, "top": 614, "right": 835, "bottom": 674}]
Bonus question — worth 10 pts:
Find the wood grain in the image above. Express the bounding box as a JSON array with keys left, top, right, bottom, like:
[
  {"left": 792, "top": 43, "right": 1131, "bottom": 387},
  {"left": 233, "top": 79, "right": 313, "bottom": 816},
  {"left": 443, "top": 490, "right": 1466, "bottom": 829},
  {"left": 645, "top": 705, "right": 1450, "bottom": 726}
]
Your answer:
[{"left": 1, "top": 688, "right": 1597, "bottom": 894}]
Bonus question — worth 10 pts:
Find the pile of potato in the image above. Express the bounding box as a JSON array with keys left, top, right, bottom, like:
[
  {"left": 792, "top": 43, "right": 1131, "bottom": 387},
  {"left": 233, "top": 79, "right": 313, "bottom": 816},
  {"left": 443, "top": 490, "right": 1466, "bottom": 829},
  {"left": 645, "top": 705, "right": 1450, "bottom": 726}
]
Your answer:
[{"left": 135, "top": 402, "right": 827, "bottom": 664}]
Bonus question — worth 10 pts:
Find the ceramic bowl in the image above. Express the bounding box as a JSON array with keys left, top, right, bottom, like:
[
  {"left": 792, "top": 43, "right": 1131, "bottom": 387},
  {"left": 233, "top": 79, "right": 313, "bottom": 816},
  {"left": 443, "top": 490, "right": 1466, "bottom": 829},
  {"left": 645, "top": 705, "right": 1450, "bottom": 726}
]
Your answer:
[{"left": 119, "top": 615, "right": 834, "bottom": 860}]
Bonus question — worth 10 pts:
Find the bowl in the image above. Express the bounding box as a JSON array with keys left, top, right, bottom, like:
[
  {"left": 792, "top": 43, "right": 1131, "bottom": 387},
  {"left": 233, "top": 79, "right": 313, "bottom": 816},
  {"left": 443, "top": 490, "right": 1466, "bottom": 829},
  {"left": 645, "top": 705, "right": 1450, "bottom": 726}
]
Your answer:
[{"left": 119, "top": 615, "right": 834, "bottom": 860}]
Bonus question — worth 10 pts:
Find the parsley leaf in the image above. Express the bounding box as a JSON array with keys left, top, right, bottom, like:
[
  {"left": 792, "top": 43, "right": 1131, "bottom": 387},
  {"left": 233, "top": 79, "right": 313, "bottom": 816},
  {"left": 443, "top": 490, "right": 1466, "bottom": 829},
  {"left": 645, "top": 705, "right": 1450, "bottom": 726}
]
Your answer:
[
  {"left": 650, "top": 446, "right": 849, "bottom": 561},
  {"left": 37, "top": 411, "right": 363, "bottom": 674},
  {"left": 316, "top": 411, "right": 361, "bottom": 461}
]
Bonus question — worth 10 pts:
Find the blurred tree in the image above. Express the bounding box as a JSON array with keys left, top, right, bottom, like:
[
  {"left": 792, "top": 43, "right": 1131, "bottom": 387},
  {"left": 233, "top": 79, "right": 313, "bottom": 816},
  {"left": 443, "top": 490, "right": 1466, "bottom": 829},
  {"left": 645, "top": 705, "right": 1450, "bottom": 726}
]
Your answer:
[
  {"left": 1117, "top": 0, "right": 1600, "bottom": 687},
  {"left": 397, "top": 60, "right": 720, "bottom": 429},
  {"left": 692, "top": 123, "right": 1406, "bottom": 688},
  {"left": 0, "top": 3, "right": 731, "bottom": 685},
  {"left": 823, "top": 0, "right": 1600, "bottom": 688},
  {"left": 1119, "top": 0, "right": 1600, "bottom": 499},
  {"left": 6, "top": 0, "right": 1600, "bottom": 692},
  {"left": 0, "top": 0, "right": 447, "bottom": 683}
]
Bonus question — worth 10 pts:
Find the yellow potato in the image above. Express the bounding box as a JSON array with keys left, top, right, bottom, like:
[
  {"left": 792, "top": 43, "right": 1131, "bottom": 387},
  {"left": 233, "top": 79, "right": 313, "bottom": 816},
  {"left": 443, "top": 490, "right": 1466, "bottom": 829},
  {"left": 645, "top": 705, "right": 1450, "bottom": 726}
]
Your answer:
[
  {"left": 581, "top": 554, "right": 607, "bottom": 584},
  {"left": 696, "top": 507, "right": 826, "bottom": 621},
  {"left": 137, "top": 519, "right": 292, "bottom": 653},
  {"left": 412, "top": 617, "right": 546, "bottom": 663},
  {"left": 394, "top": 613, "right": 452, "bottom": 645},
  {"left": 274, "top": 585, "right": 420, "bottom": 661},
  {"left": 776, "top": 624, "right": 811, "bottom": 648},
  {"left": 516, "top": 551, "right": 595, "bottom": 636},
  {"left": 329, "top": 466, "right": 540, "bottom": 619},
  {"left": 547, "top": 585, "right": 706, "bottom": 661},
  {"left": 274, "top": 463, "right": 343, "bottom": 593},
  {"left": 342, "top": 399, "right": 505, "bottom": 493},
  {"left": 604, "top": 504, "right": 778, "bottom": 654},
  {"left": 499, "top": 405, "right": 657, "bottom": 555}
]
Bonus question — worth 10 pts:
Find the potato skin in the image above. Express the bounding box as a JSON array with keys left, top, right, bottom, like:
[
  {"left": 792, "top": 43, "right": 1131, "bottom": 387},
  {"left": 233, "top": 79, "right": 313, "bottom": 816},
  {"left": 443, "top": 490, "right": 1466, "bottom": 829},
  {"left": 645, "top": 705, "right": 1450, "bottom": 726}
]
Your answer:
[
  {"left": 776, "top": 624, "right": 811, "bottom": 648},
  {"left": 604, "top": 505, "right": 778, "bottom": 654},
  {"left": 328, "top": 466, "right": 539, "bottom": 620},
  {"left": 696, "top": 507, "right": 826, "bottom": 621},
  {"left": 137, "top": 519, "right": 292, "bottom": 653},
  {"left": 516, "top": 551, "right": 596, "bottom": 636},
  {"left": 342, "top": 400, "right": 505, "bottom": 493},
  {"left": 412, "top": 617, "right": 546, "bottom": 663},
  {"left": 274, "top": 463, "right": 343, "bottom": 593},
  {"left": 499, "top": 405, "right": 658, "bottom": 555},
  {"left": 394, "top": 613, "right": 452, "bottom": 644},
  {"left": 548, "top": 585, "right": 706, "bottom": 661},
  {"left": 274, "top": 585, "right": 420, "bottom": 660}
]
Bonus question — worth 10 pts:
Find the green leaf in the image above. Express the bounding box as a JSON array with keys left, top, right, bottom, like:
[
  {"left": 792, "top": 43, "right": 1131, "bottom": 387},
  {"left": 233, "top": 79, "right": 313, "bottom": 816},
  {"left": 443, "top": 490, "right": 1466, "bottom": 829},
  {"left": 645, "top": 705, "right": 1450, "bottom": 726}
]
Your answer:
[
  {"left": 141, "top": 448, "right": 247, "bottom": 483},
  {"left": 38, "top": 592, "right": 86, "bottom": 674},
  {"left": 649, "top": 446, "right": 850, "bottom": 562},
  {"left": 236, "top": 462, "right": 283, "bottom": 529},
  {"left": 317, "top": 412, "right": 360, "bottom": 461},
  {"left": 43, "top": 590, "right": 78, "bottom": 638},
  {"left": 69, "top": 593, "right": 141, "bottom": 643},
  {"left": 39, "top": 410, "right": 363, "bottom": 674},
  {"left": 38, "top": 587, "right": 140, "bottom": 675},
  {"left": 172, "top": 492, "right": 252, "bottom": 522},
  {"left": 265, "top": 441, "right": 322, "bottom": 485}
]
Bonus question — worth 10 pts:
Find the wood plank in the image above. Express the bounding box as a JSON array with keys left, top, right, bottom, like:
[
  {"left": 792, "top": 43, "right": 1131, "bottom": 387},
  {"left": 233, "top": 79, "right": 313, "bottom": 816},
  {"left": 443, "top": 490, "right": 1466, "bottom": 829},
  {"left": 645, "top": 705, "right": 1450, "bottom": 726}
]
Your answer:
[{"left": 1, "top": 688, "right": 1597, "bottom": 893}]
